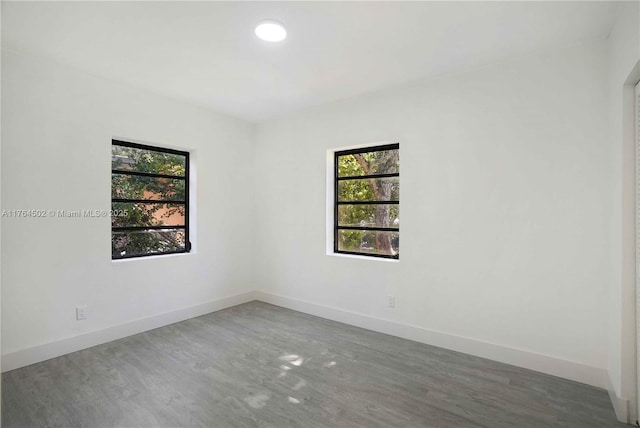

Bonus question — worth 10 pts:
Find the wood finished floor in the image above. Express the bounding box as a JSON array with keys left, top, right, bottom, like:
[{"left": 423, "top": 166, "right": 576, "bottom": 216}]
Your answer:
[{"left": 2, "top": 301, "right": 625, "bottom": 428}]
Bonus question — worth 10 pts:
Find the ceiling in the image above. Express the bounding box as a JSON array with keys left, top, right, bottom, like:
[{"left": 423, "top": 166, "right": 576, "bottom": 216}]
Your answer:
[{"left": 2, "top": 1, "right": 618, "bottom": 123}]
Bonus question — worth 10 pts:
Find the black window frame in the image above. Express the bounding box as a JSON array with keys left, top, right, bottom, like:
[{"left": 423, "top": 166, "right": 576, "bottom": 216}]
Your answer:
[
  {"left": 334, "top": 143, "right": 399, "bottom": 260},
  {"left": 111, "top": 139, "right": 191, "bottom": 260}
]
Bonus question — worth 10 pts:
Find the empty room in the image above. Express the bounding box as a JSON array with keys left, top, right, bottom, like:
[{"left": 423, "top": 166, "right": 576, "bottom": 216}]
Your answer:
[{"left": 1, "top": 1, "right": 639, "bottom": 427}]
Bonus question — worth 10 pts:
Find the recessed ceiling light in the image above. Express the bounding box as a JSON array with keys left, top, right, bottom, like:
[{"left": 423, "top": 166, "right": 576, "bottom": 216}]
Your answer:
[{"left": 255, "top": 20, "right": 287, "bottom": 42}]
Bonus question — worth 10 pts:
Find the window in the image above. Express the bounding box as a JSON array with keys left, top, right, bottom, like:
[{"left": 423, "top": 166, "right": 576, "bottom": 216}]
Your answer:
[
  {"left": 334, "top": 143, "right": 399, "bottom": 259},
  {"left": 111, "top": 140, "right": 190, "bottom": 259}
]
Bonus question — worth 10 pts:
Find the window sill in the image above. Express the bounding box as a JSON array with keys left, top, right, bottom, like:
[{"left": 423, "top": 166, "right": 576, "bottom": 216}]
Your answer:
[
  {"left": 111, "top": 251, "right": 193, "bottom": 264},
  {"left": 327, "top": 252, "right": 399, "bottom": 263}
]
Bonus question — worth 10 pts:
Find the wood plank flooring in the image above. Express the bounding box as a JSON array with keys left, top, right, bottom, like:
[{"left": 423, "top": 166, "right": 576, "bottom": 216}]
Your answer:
[{"left": 2, "top": 301, "right": 626, "bottom": 427}]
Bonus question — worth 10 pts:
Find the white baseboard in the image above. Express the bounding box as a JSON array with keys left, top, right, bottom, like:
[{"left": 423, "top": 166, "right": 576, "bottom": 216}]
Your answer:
[
  {"left": 2, "top": 289, "right": 609, "bottom": 393},
  {"left": 255, "top": 291, "right": 607, "bottom": 389},
  {"left": 1, "top": 290, "right": 259, "bottom": 373},
  {"left": 607, "top": 374, "right": 631, "bottom": 423}
]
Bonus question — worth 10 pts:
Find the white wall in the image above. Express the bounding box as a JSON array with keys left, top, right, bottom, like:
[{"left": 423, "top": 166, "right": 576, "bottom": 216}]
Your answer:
[
  {"left": 1, "top": 49, "right": 256, "bottom": 366},
  {"left": 0, "top": 2, "right": 3, "bottom": 413},
  {"left": 607, "top": 0, "right": 640, "bottom": 423},
  {"left": 254, "top": 42, "right": 611, "bottom": 387}
]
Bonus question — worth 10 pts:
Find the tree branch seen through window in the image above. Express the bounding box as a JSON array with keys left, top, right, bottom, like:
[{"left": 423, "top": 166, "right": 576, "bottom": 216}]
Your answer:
[
  {"left": 111, "top": 140, "right": 190, "bottom": 259},
  {"left": 335, "top": 144, "right": 399, "bottom": 259}
]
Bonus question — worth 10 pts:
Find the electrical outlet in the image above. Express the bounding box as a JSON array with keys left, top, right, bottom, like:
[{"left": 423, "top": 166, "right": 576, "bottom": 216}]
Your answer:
[
  {"left": 76, "top": 306, "right": 87, "bottom": 320},
  {"left": 388, "top": 295, "right": 395, "bottom": 308}
]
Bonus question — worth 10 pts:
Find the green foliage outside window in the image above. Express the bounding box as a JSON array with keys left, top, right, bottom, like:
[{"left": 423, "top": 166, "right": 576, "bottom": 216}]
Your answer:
[
  {"left": 111, "top": 144, "right": 188, "bottom": 258},
  {"left": 336, "top": 146, "right": 399, "bottom": 257}
]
